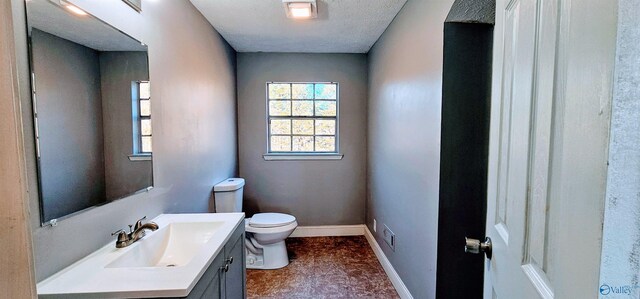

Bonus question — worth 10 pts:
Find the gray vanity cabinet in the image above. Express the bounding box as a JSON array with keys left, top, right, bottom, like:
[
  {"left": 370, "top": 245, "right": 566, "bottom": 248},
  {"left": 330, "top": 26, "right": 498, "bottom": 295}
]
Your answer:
[
  {"left": 177, "top": 222, "right": 246, "bottom": 299},
  {"left": 221, "top": 225, "right": 245, "bottom": 299}
]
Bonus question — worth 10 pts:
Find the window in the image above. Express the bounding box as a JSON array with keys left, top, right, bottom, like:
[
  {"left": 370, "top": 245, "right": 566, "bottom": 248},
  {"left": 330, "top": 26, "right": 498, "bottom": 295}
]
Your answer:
[
  {"left": 267, "top": 82, "right": 339, "bottom": 154},
  {"left": 132, "top": 81, "right": 152, "bottom": 155}
]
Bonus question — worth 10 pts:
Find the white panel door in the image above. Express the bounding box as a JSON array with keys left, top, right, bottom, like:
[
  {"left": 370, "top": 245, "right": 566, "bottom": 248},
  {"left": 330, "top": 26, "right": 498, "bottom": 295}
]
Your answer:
[
  {"left": 484, "top": 0, "right": 555, "bottom": 297},
  {"left": 482, "top": 0, "right": 616, "bottom": 297}
]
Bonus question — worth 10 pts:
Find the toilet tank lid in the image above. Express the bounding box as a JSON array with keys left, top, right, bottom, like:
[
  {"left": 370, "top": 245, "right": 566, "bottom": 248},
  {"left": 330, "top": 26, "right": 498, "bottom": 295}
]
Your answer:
[
  {"left": 214, "top": 178, "right": 245, "bottom": 192},
  {"left": 249, "top": 213, "right": 296, "bottom": 228}
]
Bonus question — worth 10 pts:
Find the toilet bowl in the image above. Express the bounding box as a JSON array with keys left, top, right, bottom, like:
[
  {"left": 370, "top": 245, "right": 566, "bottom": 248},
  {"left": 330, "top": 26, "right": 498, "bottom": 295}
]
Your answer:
[
  {"left": 213, "top": 178, "right": 298, "bottom": 270},
  {"left": 244, "top": 213, "right": 297, "bottom": 269}
]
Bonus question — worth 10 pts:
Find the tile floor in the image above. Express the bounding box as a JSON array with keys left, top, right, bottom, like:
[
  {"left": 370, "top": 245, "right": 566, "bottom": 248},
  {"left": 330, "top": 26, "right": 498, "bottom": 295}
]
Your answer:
[{"left": 246, "top": 236, "right": 400, "bottom": 298}]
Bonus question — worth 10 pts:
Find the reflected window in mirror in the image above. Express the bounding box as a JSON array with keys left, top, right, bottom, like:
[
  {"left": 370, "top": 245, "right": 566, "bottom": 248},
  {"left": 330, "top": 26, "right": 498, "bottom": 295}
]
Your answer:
[{"left": 133, "top": 81, "right": 152, "bottom": 155}]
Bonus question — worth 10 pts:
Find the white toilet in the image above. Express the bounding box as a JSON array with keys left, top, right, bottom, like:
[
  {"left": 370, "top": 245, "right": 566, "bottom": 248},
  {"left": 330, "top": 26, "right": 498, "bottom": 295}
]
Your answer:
[{"left": 214, "top": 178, "right": 298, "bottom": 269}]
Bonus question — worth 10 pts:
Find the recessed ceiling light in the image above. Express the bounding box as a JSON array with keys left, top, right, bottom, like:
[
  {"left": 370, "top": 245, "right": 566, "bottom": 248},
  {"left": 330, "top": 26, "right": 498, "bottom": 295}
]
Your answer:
[
  {"left": 282, "top": 0, "right": 317, "bottom": 19},
  {"left": 289, "top": 3, "right": 311, "bottom": 18}
]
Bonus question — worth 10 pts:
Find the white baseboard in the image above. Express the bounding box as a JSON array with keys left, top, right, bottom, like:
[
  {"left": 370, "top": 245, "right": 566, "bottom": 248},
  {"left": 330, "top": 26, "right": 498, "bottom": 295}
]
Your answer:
[
  {"left": 290, "top": 225, "right": 365, "bottom": 237},
  {"left": 290, "top": 224, "right": 413, "bottom": 299},
  {"left": 363, "top": 227, "right": 414, "bottom": 299}
]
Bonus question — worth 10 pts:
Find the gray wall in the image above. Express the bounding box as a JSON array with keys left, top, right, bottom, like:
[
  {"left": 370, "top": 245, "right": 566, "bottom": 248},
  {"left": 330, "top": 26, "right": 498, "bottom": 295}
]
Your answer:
[
  {"left": 15, "top": 0, "right": 237, "bottom": 281},
  {"left": 99, "top": 51, "right": 152, "bottom": 200},
  {"left": 366, "top": 0, "right": 453, "bottom": 298},
  {"left": 31, "top": 29, "right": 107, "bottom": 221},
  {"left": 599, "top": 0, "right": 640, "bottom": 295},
  {"left": 237, "top": 53, "right": 367, "bottom": 225}
]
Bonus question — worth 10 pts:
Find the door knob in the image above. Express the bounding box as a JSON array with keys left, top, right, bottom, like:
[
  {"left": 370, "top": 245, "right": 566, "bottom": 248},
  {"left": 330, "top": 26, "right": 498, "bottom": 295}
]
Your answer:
[{"left": 465, "top": 237, "right": 492, "bottom": 259}]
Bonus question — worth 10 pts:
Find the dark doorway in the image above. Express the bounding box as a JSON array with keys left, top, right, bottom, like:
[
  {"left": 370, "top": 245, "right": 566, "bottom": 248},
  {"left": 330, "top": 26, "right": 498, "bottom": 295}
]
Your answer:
[{"left": 436, "top": 0, "right": 495, "bottom": 298}]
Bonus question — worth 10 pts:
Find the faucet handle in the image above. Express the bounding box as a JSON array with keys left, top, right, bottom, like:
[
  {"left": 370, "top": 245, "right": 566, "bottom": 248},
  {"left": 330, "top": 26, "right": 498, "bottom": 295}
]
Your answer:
[
  {"left": 112, "top": 229, "right": 130, "bottom": 248},
  {"left": 134, "top": 216, "right": 147, "bottom": 230},
  {"left": 111, "top": 229, "right": 129, "bottom": 242},
  {"left": 111, "top": 229, "right": 125, "bottom": 236}
]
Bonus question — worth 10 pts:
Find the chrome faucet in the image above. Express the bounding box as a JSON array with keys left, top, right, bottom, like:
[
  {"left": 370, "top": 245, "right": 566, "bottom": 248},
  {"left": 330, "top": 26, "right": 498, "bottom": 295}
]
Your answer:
[{"left": 111, "top": 216, "right": 159, "bottom": 248}]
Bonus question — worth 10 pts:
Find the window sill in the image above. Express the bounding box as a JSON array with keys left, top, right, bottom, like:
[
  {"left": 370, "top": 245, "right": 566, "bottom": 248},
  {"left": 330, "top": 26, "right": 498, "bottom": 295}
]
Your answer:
[
  {"left": 128, "top": 154, "right": 152, "bottom": 161},
  {"left": 263, "top": 153, "right": 344, "bottom": 161}
]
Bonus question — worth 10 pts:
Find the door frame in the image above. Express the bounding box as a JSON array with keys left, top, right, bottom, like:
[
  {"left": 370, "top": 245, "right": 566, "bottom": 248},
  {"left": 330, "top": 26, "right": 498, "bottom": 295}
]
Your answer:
[{"left": 0, "top": 0, "right": 37, "bottom": 296}]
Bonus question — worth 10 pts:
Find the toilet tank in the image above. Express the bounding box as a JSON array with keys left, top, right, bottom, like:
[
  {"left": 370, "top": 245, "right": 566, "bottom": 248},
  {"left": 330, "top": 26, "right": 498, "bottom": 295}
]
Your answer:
[{"left": 213, "top": 178, "right": 245, "bottom": 213}]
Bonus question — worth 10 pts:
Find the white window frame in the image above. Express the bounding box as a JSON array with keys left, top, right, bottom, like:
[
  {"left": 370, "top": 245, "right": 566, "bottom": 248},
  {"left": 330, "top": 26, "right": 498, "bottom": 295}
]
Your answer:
[
  {"left": 263, "top": 82, "right": 343, "bottom": 161},
  {"left": 129, "top": 80, "right": 152, "bottom": 161}
]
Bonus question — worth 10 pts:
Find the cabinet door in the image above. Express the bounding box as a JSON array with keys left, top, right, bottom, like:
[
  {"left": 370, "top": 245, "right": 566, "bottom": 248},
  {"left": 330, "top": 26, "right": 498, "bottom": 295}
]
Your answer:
[
  {"left": 183, "top": 253, "right": 224, "bottom": 299},
  {"left": 223, "top": 226, "right": 246, "bottom": 299},
  {"left": 201, "top": 269, "right": 222, "bottom": 299}
]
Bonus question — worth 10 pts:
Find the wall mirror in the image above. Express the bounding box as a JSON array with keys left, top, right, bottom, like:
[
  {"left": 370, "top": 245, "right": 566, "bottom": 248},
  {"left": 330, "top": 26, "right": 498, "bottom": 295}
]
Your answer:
[{"left": 26, "top": 0, "right": 153, "bottom": 225}]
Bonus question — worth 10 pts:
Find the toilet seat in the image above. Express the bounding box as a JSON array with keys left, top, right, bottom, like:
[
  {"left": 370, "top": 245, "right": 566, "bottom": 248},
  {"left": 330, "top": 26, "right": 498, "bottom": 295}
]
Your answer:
[
  {"left": 249, "top": 213, "right": 296, "bottom": 228},
  {"left": 245, "top": 220, "right": 298, "bottom": 234},
  {"left": 244, "top": 213, "right": 298, "bottom": 234}
]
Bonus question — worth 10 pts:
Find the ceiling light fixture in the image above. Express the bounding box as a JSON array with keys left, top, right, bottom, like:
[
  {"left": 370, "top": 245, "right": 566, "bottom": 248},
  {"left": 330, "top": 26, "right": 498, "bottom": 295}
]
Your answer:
[
  {"left": 48, "top": 0, "right": 88, "bottom": 16},
  {"left": 282, "top": 0, "right": 317, "bottom": 19},
  {"left": 63, "top": 3, "right": 88, "bottom": 16}
]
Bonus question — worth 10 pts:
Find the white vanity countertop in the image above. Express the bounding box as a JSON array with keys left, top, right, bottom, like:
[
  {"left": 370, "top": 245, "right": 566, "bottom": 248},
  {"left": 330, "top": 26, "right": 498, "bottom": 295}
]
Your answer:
[{"left": 37, "top": 213, "right": 244, "bottom": 298}]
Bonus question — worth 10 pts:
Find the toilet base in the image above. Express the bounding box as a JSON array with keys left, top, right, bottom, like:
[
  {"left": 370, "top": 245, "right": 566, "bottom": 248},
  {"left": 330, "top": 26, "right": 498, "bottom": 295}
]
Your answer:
[{"left": 245, "top": 239, "right": 289, "bottom": 270}]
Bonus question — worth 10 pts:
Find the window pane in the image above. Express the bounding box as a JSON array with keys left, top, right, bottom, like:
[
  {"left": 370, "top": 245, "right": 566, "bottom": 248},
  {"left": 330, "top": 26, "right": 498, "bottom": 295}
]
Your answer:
[
  {"left": 266, "top": 82, "right": 339, "bottom": 154},
  {"left": 292, "top": 136, "right": 314, "bottom": 152},
  {"left": 315, "top": 136, "right": 335, "bottom": 152},
  {"left": 141, "top": 119, "right": 152, "bottom": 135},
  {"left": 269, "top": 101, "right": 291, "bottom": 116},
  {"left": 270, "top": 136, "right": 291, "bottom": 151},
  {"left": 268, "top": 83, "right": 290, "bottom": 99},
  {"left": 292, "top": 119, "right": 314, "bottom": 135},
  {"left": 140, "top": 100, "right": 151, "bottom": 116},
  {"left": 314, "top": 83, "right": 336, "bottom": 99},
  {"left": 270, "top": 119, "right": 291, "bottom": 135},
  {"left": 292, "top": 84, "right": 314, "bottom": 99},
  {"left": 315, "top": 101, "right": 337, "bottom": 116},
  {"left": 292, "top": 101, "right": 314, "bottom": 116},
  {"left": 141, "top": 136, "right": 152, "bottom": 153},
  {"left": 315, "top": 119, "right": 335, "bottom": 135},
  {"left": 140, "top": 81, "right": 150, "bottom": 99}
]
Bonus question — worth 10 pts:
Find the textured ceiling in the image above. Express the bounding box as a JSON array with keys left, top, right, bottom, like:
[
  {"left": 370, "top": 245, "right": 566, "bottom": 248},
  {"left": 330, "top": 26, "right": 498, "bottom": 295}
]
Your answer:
[
  {"left": 26, "top": 0, "right": 146, "bottom": 52},
  {"left": 189, "top": 0, "right": 407, "bottom": 53}
]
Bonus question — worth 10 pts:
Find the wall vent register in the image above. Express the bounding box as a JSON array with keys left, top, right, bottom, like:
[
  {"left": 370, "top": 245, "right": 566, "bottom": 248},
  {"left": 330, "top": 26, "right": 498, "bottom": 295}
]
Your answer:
[{"left": 266, "top": 82, "right": 340, "bottom": 156}]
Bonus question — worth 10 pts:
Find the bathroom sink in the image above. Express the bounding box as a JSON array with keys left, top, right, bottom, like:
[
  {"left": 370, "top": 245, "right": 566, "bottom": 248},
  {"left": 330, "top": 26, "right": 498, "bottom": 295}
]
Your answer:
[
  {"left": 37, "top": 213, "right": 244, "bottom": 298},
  {"left": 106, "top": 221, "right": 224, "bottom": 268}
]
